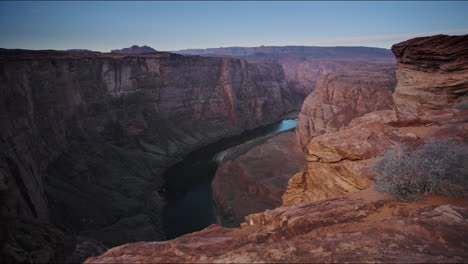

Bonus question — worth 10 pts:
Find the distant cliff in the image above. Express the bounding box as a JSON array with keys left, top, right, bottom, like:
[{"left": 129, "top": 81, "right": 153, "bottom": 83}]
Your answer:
[
  {"left": 0, "top": 49, "right": 298, "bottom": 262},
  {"left": 175, "top": 46, "right": 396, "bottom": 97},
  {"left": 176, "top": 46, "right": 394, "bottom": 58}
]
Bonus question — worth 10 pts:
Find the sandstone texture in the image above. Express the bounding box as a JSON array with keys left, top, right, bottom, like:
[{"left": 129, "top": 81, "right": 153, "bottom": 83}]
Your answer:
[
  {"left": 392, "top": 34, "right": 468, "bottom": 113},
  {"left": 85, "top": 192, "right": 468, "bottom": 263},
  {"left": 0, "top": 49, "right": 297, "bottom": 261},
  {"left": 296, "top": 71, "right": 396, "bottom": 150},
  {"left": 176, "top": 46, "right": 396, "bottom": 97},
  {"left": 212, "top": 130, "right": 306, "bottom": 226}
]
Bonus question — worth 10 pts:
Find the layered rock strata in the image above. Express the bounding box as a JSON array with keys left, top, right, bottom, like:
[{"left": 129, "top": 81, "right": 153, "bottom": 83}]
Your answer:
[
  {"left": 0, "top": 49, "right": 297, "bottom": 262},
  {"left": 392, "top": 34, "right": 468, "bottom": 113}
]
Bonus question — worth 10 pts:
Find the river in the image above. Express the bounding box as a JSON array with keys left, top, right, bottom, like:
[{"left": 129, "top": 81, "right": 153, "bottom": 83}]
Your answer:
[{"left": 161, "top": 119, "right": 297, "bottom": 239}]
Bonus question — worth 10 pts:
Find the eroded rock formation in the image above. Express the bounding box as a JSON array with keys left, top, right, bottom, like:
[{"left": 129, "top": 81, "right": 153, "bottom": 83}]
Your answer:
[
  {"left": 392, "top": 34, "right": 468, "bottom": 113},
  {"left": 212, "top": 130, "right": 306, "bottom": 226},
  {"left": 296, "top": 71, "right": 396, "bottom": 150},
  {"left": 0, "top": 49, "right": 298, "bottom": 262}
]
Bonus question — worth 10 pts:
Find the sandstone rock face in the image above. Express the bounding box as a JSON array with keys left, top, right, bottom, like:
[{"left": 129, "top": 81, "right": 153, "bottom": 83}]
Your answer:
[
  {"left": 85, "top": 193, "right": 468, "bottom": 263},
  {"left": 0, "top": 49, "right": 297, "bottom": 258},
  {"left": 212, "top": 131, "right": 306, "bottom": 226},
  {"left": 283, "top": 121, "right": 421, "bottom": 206},
  {"left": 284, "top": 106, "right": 468, "bottom": 206},
  {"left": 392, "top": 34, "right": 468, "bottom": 113},
  {"left": 176, "top": 46, "right": 396, "bottom": 97},
  {"left": 296, "top": 71, "right": 396, "bottom": 150}
]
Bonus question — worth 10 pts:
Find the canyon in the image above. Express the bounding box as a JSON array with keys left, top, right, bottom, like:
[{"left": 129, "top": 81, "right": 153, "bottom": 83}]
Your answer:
[
  {"left": 86, "top": 34, "right": 468, "bottom": 263},
  {"left": 176, "top": 46, "right": 396, "bottom": 97},
  {"left": 1, "top": 34, "right": 467, "bottom": 264},
  {"left": 0, "top": 50, "right": 298, "bottom": 262}
]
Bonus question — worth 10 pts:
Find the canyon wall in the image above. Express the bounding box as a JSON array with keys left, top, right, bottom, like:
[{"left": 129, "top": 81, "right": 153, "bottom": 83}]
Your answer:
[
  {"left": 295, "top": 70, "right": 396, "bottom": 150},
  {"left": 392, "top": 34, "right": 468, "bottom": 113},
  {"left": 175, "top": 46, "right": 396, "bottom": 97},
  {"left": 0, "top": 49, "right": 298, "bottom": 262}
]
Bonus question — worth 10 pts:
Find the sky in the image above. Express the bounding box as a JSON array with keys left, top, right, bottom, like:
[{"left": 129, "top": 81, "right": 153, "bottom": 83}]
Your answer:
[{"left": 0, "top": 1, "right": 467, "bottom": 52}]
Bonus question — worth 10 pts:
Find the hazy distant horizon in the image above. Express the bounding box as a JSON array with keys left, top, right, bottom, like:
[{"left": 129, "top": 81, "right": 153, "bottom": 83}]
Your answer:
[{"left": 1, "top": 1, "right": 468, "bottom": 52}]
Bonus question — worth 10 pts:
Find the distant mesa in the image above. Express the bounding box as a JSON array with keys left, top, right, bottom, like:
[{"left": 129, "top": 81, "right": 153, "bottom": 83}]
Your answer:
[
  {"left": 66, "top": 49, "right": 99, "bottom": 53},
  {"left": 110, "top": 45, "right": 157, "bottom": 54}
]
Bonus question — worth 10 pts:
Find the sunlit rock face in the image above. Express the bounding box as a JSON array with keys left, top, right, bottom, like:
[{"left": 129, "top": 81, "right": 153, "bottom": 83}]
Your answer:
[
  {"left": 392, "top": 34, "right": 468, "bottom": 113},
  {"left": 0, "top": 49, "right": 298, "bottom": 262}
]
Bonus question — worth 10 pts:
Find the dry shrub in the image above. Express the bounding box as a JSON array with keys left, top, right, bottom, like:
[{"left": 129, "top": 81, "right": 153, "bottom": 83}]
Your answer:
[{"left": 372, "top": 138, "right": 468, "bottom": 201}]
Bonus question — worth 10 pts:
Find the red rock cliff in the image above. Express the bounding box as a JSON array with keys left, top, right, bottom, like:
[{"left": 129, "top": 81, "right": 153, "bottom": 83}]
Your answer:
[{"left": 392, "top": 34, "right": 468, "bottom": 113}]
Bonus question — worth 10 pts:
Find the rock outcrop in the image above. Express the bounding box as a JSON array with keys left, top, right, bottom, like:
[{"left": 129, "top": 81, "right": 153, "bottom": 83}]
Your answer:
[
  {"left": 212, "top": 130, "right": 306, "bottom": 226},
  {"left": 287, "top": 34, "right": 468, "bottom": 206},
  {"left": 0, "top": 49, "right": 297, "bottom": 261},
  {"left": 296, "top": 70, "right": 396, "bottom": 150},
  {"left": 85, "top": 192, "right": 468, "bottom": 263},
  {"left": 392, "top": 34, "right": 468, "bottom": 113},
  {"left": 111, "top": 45, "right": 157, "bottom": 54}
]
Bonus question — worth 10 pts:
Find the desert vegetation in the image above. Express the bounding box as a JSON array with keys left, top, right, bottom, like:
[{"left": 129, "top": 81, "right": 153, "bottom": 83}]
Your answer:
[{"left": 372, "top": 138, "right": 468, "bottom": 201}]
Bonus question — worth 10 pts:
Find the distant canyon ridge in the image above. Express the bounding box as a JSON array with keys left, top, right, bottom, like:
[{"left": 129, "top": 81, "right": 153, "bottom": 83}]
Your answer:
[
  {"left": 74, "top": 44, "right": 396, "bottom": 97},
  {"left": 175, "top": 46, "right": 396, "bottom": 97}
]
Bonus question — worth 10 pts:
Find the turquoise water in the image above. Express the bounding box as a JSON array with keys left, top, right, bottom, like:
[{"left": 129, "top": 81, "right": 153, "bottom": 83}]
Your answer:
[
  {"left": 273, "top": 119, "right": 297, "bottom": 132},
  {"left": 162, "top": 118, "right": 297, "bottom": 239}
]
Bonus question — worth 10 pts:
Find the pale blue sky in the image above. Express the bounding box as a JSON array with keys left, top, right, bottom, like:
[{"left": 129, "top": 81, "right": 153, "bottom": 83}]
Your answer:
[{"left": 1, "top": 1, "right": 467, "bottom": 51}]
